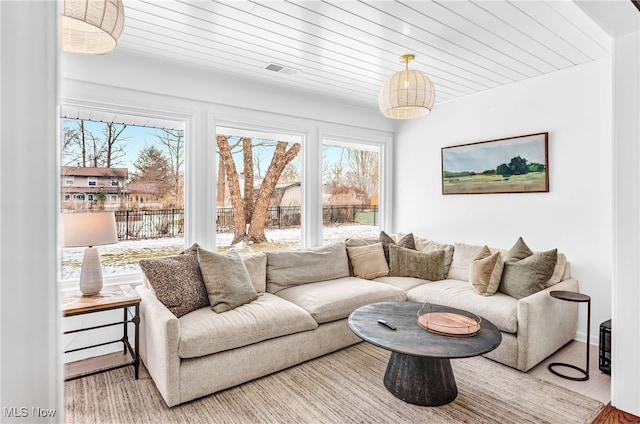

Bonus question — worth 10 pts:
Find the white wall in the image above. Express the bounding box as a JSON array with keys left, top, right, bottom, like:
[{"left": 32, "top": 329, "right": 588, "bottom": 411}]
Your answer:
[
  {"left": 611, "top": 30, "right": 640, "bottom": 416},
  {"left": 1, "top": 1, "right": 60, "bottom": 422},
  {"left": 394, "top": 58, "right": 613, "bottom": 344}
]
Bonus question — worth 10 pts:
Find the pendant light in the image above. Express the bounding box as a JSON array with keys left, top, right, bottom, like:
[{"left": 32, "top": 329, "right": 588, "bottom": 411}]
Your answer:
[
  {"left": 61, "top": 0, "right": 125, "bottom": 54},
  {"left": 378, "top": 54, "right": 435, "bottom": 119}
]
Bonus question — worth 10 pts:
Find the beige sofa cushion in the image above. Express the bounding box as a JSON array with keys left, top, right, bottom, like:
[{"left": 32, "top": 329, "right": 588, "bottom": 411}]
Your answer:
[
  {"left": 266, "top": 242, "right": 350, "bottom": 294},
  {"left": 242, "top": 252, "right": 267, "bottom": 294},
  {"left": 346, "top": 243, "right": 389, "bottom": 279},
  {"left": 276, "top": 277, "right": 406, "bottom": 324},
  {"left": 469, "top": 246, "right": 504, "bottom": 296},
  {"left": 373, "top": 276, "right": 431, "bottom": 291},
  {"left": 406, "top": 279, "right": 518, "bottom": 333},
  {"left": 177, "top": 293, "right": 318, "bottom": 359},
  {"left": 448, "top": 243, "right": 485, "bottom": 281}
]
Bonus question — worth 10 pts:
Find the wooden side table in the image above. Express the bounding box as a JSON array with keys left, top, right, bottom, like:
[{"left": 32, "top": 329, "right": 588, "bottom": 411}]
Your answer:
[
  {"left": 62, "top": 284, "right": 141, "bottom": 381},
  {"left": 548, "top": 290, "right": 591, "bottom": 381}
]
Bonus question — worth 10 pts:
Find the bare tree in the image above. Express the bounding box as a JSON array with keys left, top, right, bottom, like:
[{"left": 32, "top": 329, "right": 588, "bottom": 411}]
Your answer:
[
  {"left": 61, "top": 119, "right": 128, "bottom": 168},
  {"left": 102, "top": 123, "right": 128, "bottom": 168},
  {"left": 217, "top": 135, "right": 300, "bottom": 244},
  {"left": 345, "top": 149, "right": 378, "bottom": 199},
  {"left": 155, "top": 129, "right": 185, "bottom": 206}
]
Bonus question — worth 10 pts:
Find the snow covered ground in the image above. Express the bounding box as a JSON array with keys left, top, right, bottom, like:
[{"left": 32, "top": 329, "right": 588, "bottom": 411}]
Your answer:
[{"left": 61, "top": 224, "right": 379, "bottom": 280}]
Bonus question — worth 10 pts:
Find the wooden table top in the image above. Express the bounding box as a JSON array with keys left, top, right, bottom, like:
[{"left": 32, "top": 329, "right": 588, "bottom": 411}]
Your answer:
[
  {"left": 348, "top": 302, "right": 502, "bottom": 359},
  {"left": 550, "top": 290, "right": 590, "bottom": 303},
  {"left": 61, "top": 284, "right": 140, "bottom": 316}
]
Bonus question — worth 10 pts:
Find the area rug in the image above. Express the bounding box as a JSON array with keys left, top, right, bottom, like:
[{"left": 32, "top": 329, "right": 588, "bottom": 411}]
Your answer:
[{"left": 65, "top": 343, "right": 604, "bottom": 424}]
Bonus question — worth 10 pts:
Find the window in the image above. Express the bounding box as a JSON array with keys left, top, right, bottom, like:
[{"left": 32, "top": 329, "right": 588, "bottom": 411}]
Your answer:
[
  {"left": 65, "top": 176, "right": 74, "bottom": 185},
  {"left": 322, "top": 139, "right": 381, "bottom": 244},
  {"left": 215, "top": 126, "right": 302, "bottom": 252},
  {"left": 60, "top": 116, "right": 186, "bottom": 283}
]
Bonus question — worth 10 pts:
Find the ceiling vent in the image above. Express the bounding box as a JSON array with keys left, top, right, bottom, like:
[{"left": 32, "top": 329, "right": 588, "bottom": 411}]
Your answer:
[{"left": 264, "top": 63, "right": 298, "bottom": 76}]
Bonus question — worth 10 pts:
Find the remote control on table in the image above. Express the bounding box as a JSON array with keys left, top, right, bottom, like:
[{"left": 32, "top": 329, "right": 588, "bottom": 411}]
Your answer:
[{"left": 377, "top": 319, "right": 396, "bottom": 330}]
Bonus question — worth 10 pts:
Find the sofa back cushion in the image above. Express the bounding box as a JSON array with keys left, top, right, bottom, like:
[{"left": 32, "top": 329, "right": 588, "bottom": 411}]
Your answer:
[
  {"left": 242, "top": 252, "right": 267, "bottom": 294},
  {"left": 448, "top": 243, "right": 485, "bottom": 281},
  {"left": 266, "top": 242, "right": 350, "bottom": 294}
]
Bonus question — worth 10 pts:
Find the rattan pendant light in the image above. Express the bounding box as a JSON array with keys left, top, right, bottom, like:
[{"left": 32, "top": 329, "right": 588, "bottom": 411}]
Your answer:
[
  {"left": 61, "top": 0, "right": 125, "bottom": 54},
  {"left": 378, "top": 54, "right": 435, "bottom": 119}
]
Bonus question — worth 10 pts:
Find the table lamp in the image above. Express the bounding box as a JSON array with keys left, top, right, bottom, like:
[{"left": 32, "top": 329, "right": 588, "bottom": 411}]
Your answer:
[{"left": 61, "top": 212, "right": 118, "bottom": 295}]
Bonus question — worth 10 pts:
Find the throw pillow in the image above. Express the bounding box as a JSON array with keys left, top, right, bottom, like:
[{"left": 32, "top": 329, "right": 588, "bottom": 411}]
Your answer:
[
  {"left": 414, "top": 237, "right": 455, "bottom": 278},
  {"left": 499, "top": 237, "right": 558, "bottom": 300},
  {"left": 379, "top": 231, "right": 416, "bottom": 264},
  {"left": 198, "top": 248, "right": 258, "bottom": 313},
  {"left": 139, "top": 254, "right": 209, "bottom": 318},
  {"left": 346, "top": 242, "right": 389, "bottom": 279},
  {"left": 469, "top": 246, "right": 504, "bottom": 296},
  {"left": 389, "top": 244, "right": 445, "bottom": 281}
]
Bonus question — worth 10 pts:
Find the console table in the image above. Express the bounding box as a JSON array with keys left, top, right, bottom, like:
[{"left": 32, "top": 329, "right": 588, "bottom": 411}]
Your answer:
[{"left": 62, "top": 284, "right": 140, "bottom": 380}]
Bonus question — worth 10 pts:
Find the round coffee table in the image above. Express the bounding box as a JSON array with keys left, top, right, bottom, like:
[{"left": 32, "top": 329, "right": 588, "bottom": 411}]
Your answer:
[{"left": 348, "top": 301, "right": 502, "bottom": 406}]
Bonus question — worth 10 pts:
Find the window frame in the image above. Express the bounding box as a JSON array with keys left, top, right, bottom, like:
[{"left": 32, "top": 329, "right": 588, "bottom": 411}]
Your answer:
[{"left": 58, "top": 102, "right": 392, "bottom": 288}]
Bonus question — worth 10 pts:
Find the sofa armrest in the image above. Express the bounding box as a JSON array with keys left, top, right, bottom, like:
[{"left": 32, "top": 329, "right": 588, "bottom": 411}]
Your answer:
[
  {"left": 515, "top": 278, "right": 579, "bottom": 371},
  {"left": 135, "top": 285, "right": 182, "bottom": 407}
]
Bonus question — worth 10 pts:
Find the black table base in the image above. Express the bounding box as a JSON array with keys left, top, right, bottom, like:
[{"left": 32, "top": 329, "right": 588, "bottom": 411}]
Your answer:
[{"left": 383, "top": 352, "right": 458, "bottom": 406}]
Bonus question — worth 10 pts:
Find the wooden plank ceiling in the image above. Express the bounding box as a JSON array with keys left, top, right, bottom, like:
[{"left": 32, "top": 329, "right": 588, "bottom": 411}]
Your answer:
[{"left": 115, "top": 1, "right": 612, "bottom": 109}]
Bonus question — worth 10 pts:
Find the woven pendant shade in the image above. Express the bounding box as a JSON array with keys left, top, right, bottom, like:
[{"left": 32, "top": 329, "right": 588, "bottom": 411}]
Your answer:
[
  {"left": 378, "top": 54, "right": 435, "bottom": 119},
  {"left": 61, "top": 0, "right": 125, "bottom": 54}
]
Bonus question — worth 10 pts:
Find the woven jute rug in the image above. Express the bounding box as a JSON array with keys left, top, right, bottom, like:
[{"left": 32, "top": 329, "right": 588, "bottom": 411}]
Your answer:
[{"left": 64, "top": 343, "right": 604, "bottom": 424}]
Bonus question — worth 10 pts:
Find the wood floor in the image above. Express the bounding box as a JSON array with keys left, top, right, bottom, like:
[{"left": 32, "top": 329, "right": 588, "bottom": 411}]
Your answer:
[
  {"left": 66, "top": 341, "right": 638, "bottom": 423},
  {"left": 529, "top": 340, "right": 639, "bottom": 424}
]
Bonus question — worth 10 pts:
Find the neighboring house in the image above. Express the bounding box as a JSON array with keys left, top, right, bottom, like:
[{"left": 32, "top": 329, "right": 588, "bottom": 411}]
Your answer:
[
  {"left": 125, "top": 181, "right": 164, "bottom": 209},
  {"left": 61, "top": 166, "right": 128, "bottom": 210}
]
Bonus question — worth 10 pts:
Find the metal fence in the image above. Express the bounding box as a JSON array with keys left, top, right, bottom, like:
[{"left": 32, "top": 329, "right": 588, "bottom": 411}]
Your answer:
[{"left": 115, "top": 205, "right": 378, "bottom": 240}]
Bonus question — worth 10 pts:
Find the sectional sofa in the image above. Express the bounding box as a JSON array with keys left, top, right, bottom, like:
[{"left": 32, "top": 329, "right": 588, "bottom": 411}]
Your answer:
[{"left": 136, "top": 234, "right": 578, "bottom": 407}]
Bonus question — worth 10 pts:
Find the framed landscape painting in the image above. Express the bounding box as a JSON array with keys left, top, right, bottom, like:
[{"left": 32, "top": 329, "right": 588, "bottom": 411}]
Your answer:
[{"left": 441, "top": 132, "right": 549, "bottom": 195}]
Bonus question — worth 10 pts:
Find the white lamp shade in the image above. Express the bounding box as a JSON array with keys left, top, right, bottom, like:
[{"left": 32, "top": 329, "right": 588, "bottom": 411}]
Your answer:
[
  {"left": 61, "top": 0, "right": 125, "bottom": 54},
  {"left": 378, "top": 69, "right": 435, "bottom": 119},
  {"left": 61, "top": 212, "right": 118, "bottom": 247}
]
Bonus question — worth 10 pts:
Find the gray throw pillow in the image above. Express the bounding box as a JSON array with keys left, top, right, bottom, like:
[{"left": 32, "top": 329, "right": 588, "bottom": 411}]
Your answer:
[
  {"left": 198, "top": 248, "right": 258, "bottom": 313},
  {"left": 389, "top": 244, "right": 444, "bottom": 281},
  {"left": 379, "top": 231, "right": 416, "bottom": 264},
  {"left": 139, "top": 254, "right": 209, "bottom": 318},
  {"left": 499, "top": 237, "right": 557, "bottom": 300}
]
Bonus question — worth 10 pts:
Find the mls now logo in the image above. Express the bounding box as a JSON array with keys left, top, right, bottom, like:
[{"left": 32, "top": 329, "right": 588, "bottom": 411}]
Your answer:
[{"left": 4, "top": 407, "right": 57, "bottom": 418}]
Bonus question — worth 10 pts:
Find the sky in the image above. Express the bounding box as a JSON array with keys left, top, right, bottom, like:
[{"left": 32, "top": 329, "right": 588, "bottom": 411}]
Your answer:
[
  {"left": 442, "top": 135, "right": 547, "bottom": 173},
  {"left": 62, "top": 119, "right": 374, "bottom": 180}
]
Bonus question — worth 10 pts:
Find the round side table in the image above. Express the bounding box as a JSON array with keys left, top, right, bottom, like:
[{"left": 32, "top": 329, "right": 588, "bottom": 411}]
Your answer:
[{"left": 548, "top": 290, "right": 591, "bottom": 381}]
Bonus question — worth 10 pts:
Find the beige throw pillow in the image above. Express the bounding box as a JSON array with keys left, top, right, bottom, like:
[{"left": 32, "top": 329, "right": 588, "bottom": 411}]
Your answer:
[
  {"left": 389, "top": 244, "right": 445, "bottom": 281},
  {"left": 499, "top": 237, "right": 558, "bottom": 300},
  {"left": 198, "top": 248, "right": 258, "bottom": 313},
  {"left": 346, "top": 243, "right": 389, "bottom": 279},
  {"left": 469, "top": 246, "right": 504, "bottom": 296}
]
